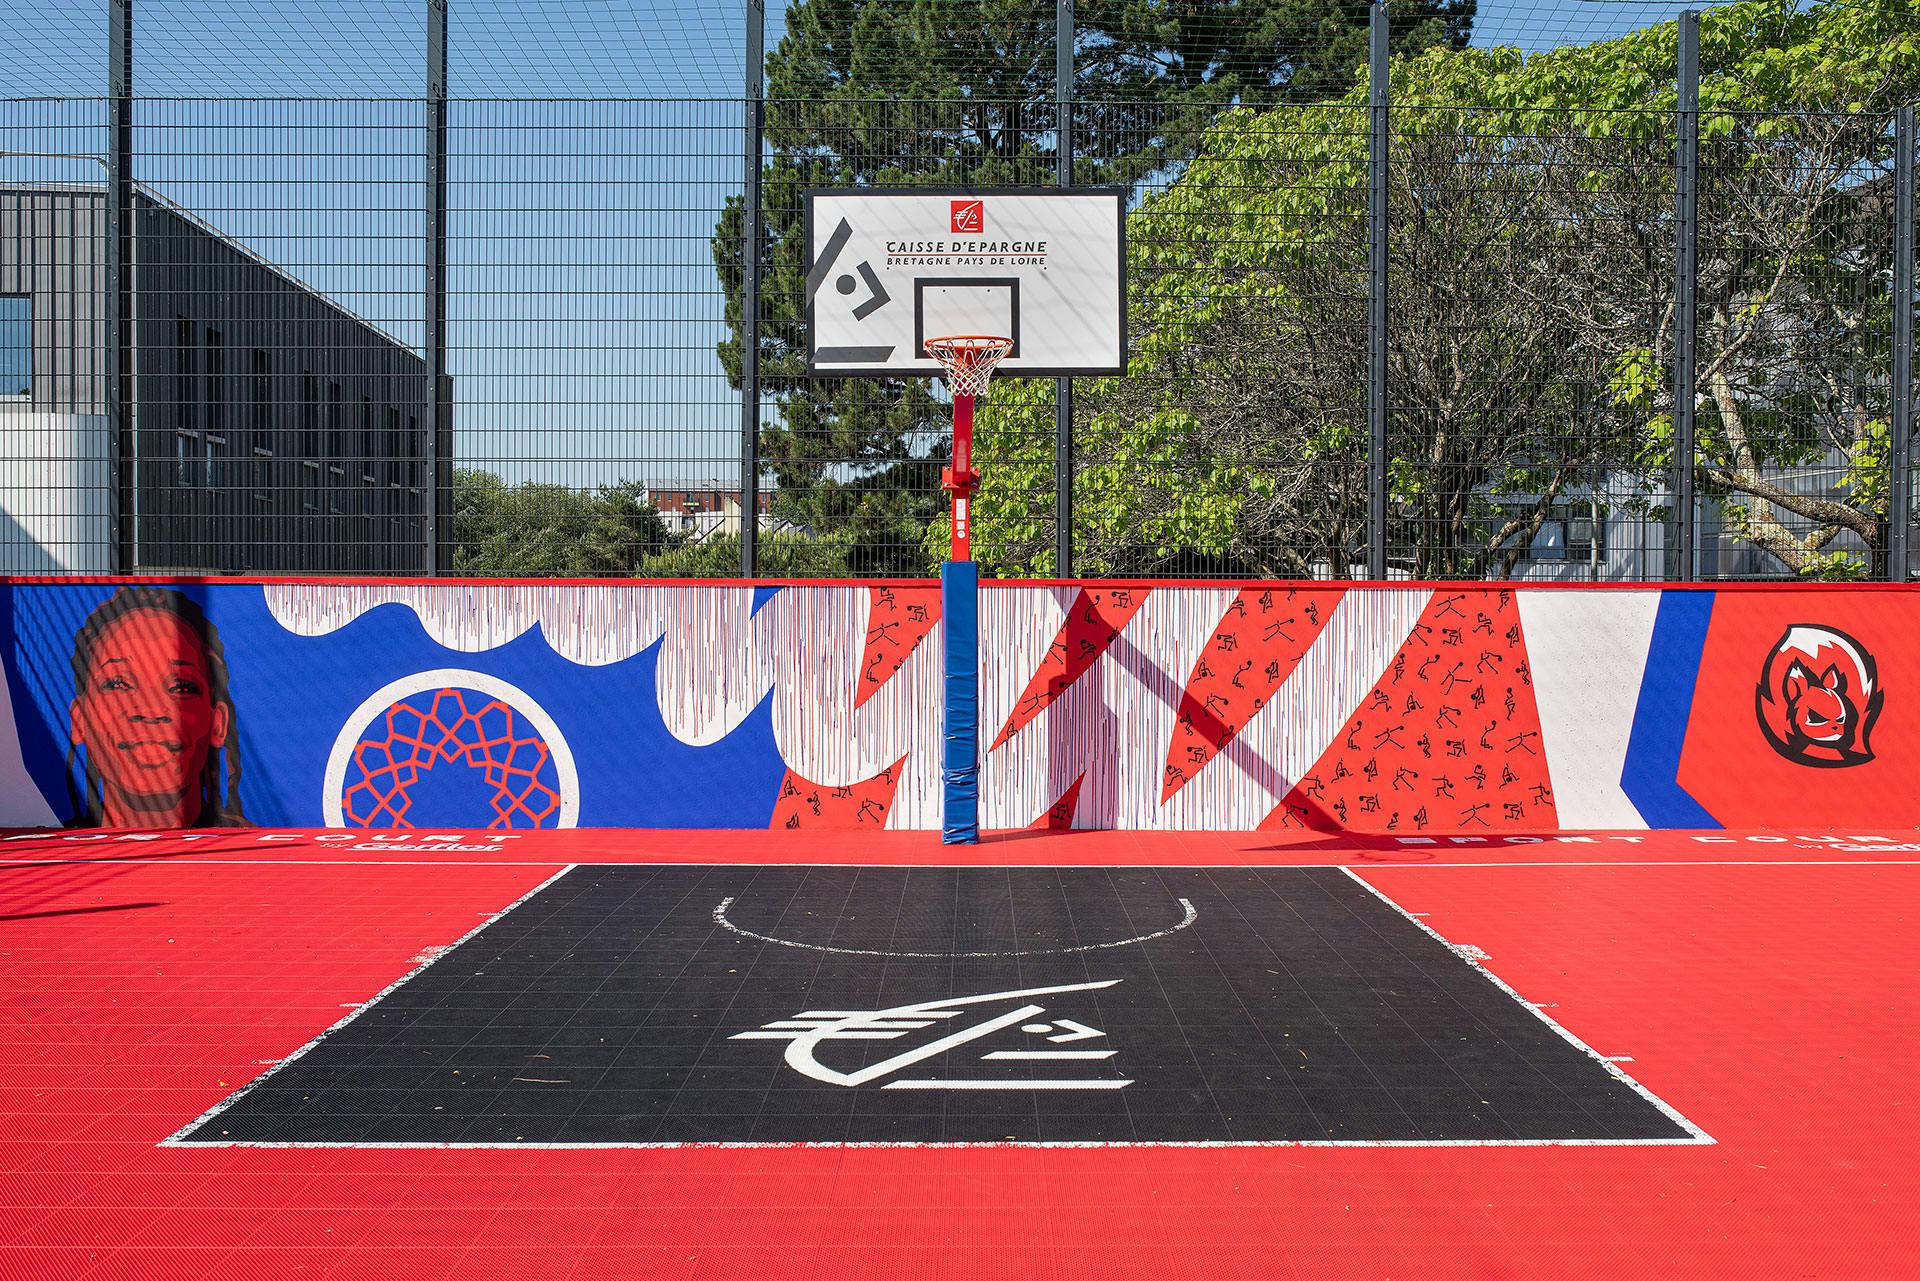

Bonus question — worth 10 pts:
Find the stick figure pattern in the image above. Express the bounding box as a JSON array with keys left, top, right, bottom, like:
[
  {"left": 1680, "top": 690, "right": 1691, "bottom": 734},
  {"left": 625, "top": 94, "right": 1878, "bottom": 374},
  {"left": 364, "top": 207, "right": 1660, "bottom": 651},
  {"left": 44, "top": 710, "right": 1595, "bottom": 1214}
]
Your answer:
[
  {"left": 992, "top": 587, "right": 1150, "bottom": 750},
  {"left": 1266, "top": 588, "right": 1557, "bottom": 833},
  {"left": 770, "top": 755, "right": 909, "bottom": 829},
  {"left": 1162, "top": 586, "right": 1344, "bottom": 801},
  {"left": 857, "top": 585, "right": 941, "bottom": 708}
]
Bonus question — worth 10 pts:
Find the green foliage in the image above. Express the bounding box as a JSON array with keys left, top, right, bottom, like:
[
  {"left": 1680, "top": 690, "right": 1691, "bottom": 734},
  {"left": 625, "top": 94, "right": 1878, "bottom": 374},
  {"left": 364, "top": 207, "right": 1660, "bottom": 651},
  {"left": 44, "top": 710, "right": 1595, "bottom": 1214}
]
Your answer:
[
  {"left": 970, "top": 0, "right": 1918, "bottom": 578},
  {"left": 1794, "top": 550, "right": 1872, "bottom": 581},
  {"left": 1838, "top": 419, "right": 1893, "bottom": 518},
  {"left": 638, "top": 531, "right": 856, "bottom": 578},
  {"left": 452, "top": 468, "right": 673, "bottom": 577},
  {"left": 717, "top": 0, "right": 1473, "bottom": 577}
]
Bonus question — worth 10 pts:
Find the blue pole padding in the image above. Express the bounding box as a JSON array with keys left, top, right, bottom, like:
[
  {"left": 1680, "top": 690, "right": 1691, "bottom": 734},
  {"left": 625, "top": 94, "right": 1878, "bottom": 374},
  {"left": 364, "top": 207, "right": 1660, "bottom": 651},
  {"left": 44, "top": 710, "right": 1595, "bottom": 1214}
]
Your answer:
[{"left": 941, "top": 560, "right": 980, "bottom": 844}]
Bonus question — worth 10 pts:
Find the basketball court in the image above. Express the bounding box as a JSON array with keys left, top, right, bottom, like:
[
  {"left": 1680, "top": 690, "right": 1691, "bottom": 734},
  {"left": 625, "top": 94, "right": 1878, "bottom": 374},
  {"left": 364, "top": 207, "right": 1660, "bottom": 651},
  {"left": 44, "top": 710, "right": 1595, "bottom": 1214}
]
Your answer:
[
  {"left": 2, "top": 63, "right": 1916, "bottom": 1277},
  {"left": 3, "top": 824, "right": 1914, "bottom": 1278}
]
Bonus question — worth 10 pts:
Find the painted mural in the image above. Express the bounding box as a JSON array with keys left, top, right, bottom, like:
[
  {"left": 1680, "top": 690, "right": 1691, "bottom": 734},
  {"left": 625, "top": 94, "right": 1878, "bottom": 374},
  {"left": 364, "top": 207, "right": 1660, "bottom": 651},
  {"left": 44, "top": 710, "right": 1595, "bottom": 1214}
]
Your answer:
[{"left": 0, "top": 579, "right": 1912, "bottom": 832}]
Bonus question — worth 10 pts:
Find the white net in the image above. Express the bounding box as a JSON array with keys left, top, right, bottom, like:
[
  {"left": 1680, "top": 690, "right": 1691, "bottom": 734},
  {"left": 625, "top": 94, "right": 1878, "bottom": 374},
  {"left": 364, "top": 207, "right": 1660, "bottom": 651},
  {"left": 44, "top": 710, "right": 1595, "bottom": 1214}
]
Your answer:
[{"left": 924, "top": 335, "right": 1014, "bottom": 399}]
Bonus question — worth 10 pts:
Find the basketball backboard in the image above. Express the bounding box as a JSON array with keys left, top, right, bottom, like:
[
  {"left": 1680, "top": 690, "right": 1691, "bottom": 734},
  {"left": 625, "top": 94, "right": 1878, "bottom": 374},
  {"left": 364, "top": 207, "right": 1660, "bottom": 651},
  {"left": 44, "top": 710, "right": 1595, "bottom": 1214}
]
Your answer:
[{"left": 805, "top": 188, "right": 1126, "bottom": 378}]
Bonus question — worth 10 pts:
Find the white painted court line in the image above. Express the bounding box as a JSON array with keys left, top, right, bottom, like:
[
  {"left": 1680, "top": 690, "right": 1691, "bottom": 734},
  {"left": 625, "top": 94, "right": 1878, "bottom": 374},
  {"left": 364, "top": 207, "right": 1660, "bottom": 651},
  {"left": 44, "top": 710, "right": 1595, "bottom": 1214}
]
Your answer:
[
  {"left": 168, "top": 1135, "right": 1715, "bottom": 1150},
  {"left": 151, "top": 863, "right": 1727, "bottom": 1152},
  {"left": 158, "top": 863, "right": 580, "bottom": 1148},
  {"left": 711, "top": 893, "right": 1198, "bottom": 957},
  {"left": 882, "top": 1079, "right": 1134, "bottom": 1091},
  {"left": 1338, "top": 865, "right": 1714, "bottom": 1146}
]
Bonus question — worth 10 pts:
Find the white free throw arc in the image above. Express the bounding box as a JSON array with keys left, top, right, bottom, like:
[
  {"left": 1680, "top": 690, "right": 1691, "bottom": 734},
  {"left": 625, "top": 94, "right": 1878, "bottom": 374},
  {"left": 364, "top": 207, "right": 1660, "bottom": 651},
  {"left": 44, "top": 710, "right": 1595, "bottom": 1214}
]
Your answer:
[{"left": 711, "top": 894, "right": 1196, "bottom": 958}]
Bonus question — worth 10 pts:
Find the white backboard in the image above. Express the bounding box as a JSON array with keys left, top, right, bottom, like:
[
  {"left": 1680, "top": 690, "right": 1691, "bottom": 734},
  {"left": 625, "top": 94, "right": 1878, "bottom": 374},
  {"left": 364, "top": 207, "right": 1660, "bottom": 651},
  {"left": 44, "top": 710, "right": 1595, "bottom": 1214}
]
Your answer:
[{"left": 805, "top": 188, "right": 1126, "bottom": 378}]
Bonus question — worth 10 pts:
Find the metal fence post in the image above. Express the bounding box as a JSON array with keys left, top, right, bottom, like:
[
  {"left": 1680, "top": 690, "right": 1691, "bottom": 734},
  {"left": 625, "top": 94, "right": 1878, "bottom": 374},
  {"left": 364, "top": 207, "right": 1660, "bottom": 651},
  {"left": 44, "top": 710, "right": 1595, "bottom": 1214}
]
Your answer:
[
  {"left": 424, "top": 0, "right": 448, "bottom": 576},
  {"left": 1054, "top": 0, "right": 1075, "bottom": 578},
  {"left": 1890, "top": 105, "right": 1914, "bottom": 582},
  {"left": 107, "top": 0, "right": 134, "bottom": 573},
  {"left": 1671, "top": 10, "right": 1701, "bottom": 582},
  {"left": 1366, "top": 0, "right": 1389, "bottom": 579},
  {"left": 739, "top": 0, "right": 766, "bottom": 578}
]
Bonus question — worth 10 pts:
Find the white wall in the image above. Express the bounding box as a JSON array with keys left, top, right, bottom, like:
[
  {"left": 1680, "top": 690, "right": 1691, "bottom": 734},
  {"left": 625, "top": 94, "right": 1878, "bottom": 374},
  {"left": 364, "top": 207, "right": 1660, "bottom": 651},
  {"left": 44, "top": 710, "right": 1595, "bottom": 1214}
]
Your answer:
[{"left": 0, "top": 406, "right": 111, "bottom": 574}]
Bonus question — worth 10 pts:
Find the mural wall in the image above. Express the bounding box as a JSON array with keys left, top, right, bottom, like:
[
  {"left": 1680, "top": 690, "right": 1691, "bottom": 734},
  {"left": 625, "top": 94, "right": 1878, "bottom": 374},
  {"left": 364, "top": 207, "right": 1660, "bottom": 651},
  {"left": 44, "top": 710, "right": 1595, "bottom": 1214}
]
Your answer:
[{"left": 0, "top": 578, "right": 1908, "bottom": 832}]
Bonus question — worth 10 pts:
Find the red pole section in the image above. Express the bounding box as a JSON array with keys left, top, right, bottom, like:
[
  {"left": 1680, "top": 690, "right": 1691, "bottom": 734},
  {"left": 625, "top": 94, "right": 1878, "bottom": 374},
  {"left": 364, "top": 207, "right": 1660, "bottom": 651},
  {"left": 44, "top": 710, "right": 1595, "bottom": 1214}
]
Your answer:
[{"left": 949, "top": 392, "right": 975, "bottom": 562}]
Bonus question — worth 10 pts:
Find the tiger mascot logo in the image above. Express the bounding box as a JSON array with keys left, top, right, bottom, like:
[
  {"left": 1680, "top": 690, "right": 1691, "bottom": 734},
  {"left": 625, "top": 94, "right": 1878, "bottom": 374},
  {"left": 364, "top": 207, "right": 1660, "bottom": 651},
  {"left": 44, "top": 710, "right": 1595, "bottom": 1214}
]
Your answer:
[{"left": 1756, "top": 625, "right": 1882, "bottom": 768}]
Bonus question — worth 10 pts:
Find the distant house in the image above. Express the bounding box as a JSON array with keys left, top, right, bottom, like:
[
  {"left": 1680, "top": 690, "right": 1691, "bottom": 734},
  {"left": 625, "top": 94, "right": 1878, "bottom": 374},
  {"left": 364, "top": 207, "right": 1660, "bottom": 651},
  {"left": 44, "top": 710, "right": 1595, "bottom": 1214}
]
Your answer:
[
  {"left": 0, "top": 182, "right": 449, "bottom": 575},
  {"left": 647, "top": 485, "right": 780, "bottom": 544}
]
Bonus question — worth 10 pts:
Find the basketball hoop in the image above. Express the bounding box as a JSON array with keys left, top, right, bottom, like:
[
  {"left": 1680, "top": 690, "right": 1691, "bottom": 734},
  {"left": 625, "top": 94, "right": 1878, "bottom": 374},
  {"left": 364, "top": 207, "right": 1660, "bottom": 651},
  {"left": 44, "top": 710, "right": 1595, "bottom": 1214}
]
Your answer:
[
  {"left": 924, "top": 336, "right": 1011, "bottom": 569},
  {"left": 924, "top": 335, "right": 1014, "bottom": 400}
]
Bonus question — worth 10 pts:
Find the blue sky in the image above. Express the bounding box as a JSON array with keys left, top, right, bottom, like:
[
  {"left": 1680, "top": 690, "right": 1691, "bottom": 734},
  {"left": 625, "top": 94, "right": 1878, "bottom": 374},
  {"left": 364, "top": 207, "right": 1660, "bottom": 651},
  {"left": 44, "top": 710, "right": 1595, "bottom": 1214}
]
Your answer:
[{"left": 1, "top": 0, "right": 1716, "bottom": 489}]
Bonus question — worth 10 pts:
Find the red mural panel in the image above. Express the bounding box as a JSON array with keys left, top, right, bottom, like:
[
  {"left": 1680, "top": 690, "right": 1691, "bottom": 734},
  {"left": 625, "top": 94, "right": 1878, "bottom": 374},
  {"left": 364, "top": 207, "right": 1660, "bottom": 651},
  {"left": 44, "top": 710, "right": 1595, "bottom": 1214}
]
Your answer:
[
  {"left": 1027, "top": 774, "right": 1086, "bottom": 830},
  {"left": 770, "top": 757, "right": 908, "bottom": 829},
  {"left": 991, "top": 586, "right": 1150, "bottom": 749},
  {"left": 1266, "top": 587, "right": 1557, "bottom": 834},
  {"left": 1679, "top": 594, "right": 1920, "bottom": 828},
  {"left": 856, "top": 585, "right": 940, "bottom": 709},
  {"left": 1162, "top": 586, "right": 1345, "bottom": 801}
]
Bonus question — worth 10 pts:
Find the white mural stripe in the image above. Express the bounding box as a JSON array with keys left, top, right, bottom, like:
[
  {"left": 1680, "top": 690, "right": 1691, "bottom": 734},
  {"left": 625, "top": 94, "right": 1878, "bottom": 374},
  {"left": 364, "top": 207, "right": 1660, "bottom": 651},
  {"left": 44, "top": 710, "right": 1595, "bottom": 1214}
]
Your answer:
[
  {"left": 1516, "top": 591, "right": 1660, "bottom": 829},
  {"left": 0, "top": 663, "right": 56, "bottom": 828},
  {"left": 1168, "top": 587, "right": 1431, "bottom": 830}
]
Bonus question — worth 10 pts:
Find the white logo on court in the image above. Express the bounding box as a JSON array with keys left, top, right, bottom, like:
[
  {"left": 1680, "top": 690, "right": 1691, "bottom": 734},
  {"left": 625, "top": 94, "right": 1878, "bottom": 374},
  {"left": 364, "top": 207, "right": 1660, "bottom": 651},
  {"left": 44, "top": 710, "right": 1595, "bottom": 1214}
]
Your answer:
[{"left": 730, "top": 980, "right": 1130, "bottom": 1091}]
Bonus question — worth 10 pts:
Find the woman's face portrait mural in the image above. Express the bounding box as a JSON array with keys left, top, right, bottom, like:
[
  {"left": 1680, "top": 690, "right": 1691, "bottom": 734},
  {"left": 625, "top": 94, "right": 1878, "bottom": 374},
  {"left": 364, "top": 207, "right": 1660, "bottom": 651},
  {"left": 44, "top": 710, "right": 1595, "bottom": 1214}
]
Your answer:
[{"left": 65, "top": 588, "right": 248, "bottom": 829}]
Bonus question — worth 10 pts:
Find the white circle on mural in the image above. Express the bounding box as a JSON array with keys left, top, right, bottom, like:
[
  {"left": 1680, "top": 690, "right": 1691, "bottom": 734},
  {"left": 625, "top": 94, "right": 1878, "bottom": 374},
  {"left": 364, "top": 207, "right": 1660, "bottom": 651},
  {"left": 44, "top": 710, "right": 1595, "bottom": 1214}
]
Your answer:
[{"left": 323, "top": 668, "right": 580, "bottom": 829}]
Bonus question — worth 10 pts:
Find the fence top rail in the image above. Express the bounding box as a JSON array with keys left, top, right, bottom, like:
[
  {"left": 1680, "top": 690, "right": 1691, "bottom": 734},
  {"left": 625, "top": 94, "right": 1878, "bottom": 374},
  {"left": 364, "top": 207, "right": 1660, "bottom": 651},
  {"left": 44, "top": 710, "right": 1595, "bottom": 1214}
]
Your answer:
[{"left": 4, "top": 93, "right": 1906, "bottom": 118}]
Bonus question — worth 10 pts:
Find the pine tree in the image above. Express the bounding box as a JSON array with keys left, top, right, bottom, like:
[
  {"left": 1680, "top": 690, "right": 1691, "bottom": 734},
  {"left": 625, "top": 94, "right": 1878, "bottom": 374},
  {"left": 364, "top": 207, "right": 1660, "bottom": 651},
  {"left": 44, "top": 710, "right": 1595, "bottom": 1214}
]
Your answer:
[{"left": 712, "top": 0, "right": 1473, "bottom": 574}]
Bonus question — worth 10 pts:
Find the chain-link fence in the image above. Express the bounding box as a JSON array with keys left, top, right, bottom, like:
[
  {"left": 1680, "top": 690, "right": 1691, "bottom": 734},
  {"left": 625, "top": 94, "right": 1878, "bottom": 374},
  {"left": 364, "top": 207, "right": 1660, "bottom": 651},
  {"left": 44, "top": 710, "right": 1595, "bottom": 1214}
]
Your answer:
[{"left": 1, "top": 0, "right": 1914, "bottom": 582}]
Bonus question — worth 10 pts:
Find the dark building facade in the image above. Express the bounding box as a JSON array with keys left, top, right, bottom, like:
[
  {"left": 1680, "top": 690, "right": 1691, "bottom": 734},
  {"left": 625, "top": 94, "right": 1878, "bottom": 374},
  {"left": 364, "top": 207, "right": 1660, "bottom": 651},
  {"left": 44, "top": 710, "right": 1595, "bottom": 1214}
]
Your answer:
[{"left": 0, "top": 183, "right": 448, "bottom": 575}]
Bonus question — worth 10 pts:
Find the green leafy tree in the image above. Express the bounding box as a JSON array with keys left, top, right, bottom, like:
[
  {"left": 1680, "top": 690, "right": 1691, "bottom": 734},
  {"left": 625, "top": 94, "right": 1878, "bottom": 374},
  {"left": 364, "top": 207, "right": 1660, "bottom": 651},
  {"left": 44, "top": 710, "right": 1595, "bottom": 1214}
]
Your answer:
[
  {"left": 638, "top": 530, "right": 858, "bottom": 578},
  {"left": 452, "top": 469, "right": 674, "bottom": 576},
  {"left": 713, "top": 0, "right": 1473, "bottom": 575},
  {"left": 961, "top": 0, "right": 1919, "bottom": 578}
]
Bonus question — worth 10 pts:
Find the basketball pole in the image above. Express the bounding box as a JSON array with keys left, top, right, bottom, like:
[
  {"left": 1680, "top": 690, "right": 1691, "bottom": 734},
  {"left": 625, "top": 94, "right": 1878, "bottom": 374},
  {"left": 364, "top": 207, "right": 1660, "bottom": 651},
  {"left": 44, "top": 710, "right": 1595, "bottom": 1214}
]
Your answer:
[
  {"left": 949, "top": 393, "right": 975, "bottom": 561},
  {"left": 941, "top": 391, "right": 980, "bottom": 844}
]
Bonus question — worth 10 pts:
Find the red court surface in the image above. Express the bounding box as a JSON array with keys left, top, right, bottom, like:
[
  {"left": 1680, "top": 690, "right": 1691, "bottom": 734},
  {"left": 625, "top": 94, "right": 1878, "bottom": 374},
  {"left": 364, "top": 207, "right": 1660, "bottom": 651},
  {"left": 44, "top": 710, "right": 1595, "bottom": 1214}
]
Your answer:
[{"left": 2, "top": 826, "right": 1916, "bottom": 1279}]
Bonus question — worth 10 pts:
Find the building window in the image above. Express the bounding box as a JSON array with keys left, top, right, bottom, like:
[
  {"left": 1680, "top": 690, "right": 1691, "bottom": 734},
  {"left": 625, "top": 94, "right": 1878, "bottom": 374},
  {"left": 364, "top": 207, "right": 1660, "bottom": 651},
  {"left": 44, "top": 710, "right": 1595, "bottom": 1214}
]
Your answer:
[
  {"left": 250, "top": 350, "right": 271, "bottom": 440},
  {"left": 1566, "top": 511, "right": 1605, "bottom": 563},
  {"left": 359, "top": 395, "right": 376, "bottom": 484},
  {"left": 175, "top": 430, "right": 197, "bottom": 489},
  {"left": 205, "top": 328, "right": 225, "bottom": 435},
  {"left": 1509, "top": 504, "right": 1607, "bottom": 564},
  {"left": 175, "top": 318, "right": 200, "bottom": 487},
  {"left": 357, "top": 394, "right": 379, "bottom": 516},
  {"left": 250, "top": 351, "right": 273, "bottom": 503},
  {"left": 299, "top": 374, "right": 320, "bottom": 511},
  {"left": 251, "top": 446, "right": 274, "bottom": 503},
  {"left": 205, "top": 432, "right": 226, "bottom": 488},
  {"left": 384, "top": 406, "right": 403, "bottom": 489},
  {"left": 0, "top": 296, "right": 29, "bottom": 397},
  {"left": 327, "top": 382, "right": 344, "bottom": 503},
  {"left": 293, "top": 372, "right": 320, "bottom": 514},
  {"left": 299, "top": 373, "right": 319, "bottom": 457},
  {"left": 204, "top": 329, "right": 226, "bottom": 487}
]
